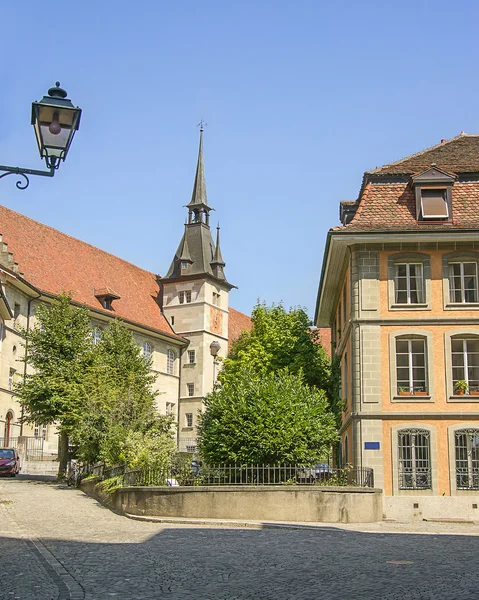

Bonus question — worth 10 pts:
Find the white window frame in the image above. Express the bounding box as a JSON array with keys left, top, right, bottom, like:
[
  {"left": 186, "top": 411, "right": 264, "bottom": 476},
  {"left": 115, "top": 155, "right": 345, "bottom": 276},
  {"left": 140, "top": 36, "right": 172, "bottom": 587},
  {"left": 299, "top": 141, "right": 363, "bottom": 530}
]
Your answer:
[
  {"left": 451, "top": 338, "right": 479, "bottom": 394},
  {"left": 188, "top": 350, "right": 196, "bottom": 364},
  {"left": 394, "top": 263, "right": 424, "bottom": 304},
  {"left": 167, "top": 350, "right": 175, "bottom": 375},
  {"left": 395, "top": 338, "right": 427, "bottom": 394},
  {"left": 449, "top": 262, "right": 479, "bottom": 304},
  {"left": 185, "top": 291, "right": 192, "bottom": 303},
  {"left": 185, "top": 413, "right": 193, "bottom": 427},
  {"left": 143, "top": 341, "right": 153, "bottom": 359},
  {"left": 187, "top": 383, "right": 194, "bottom": 397},
  {"left": 179, "top": 291, "right": 185, "bottom": 304},
  {"left": 92, "top": 327, "right": 102, "bottom": 345},
  {"left": 8, "top": 368, "right": 15, "bottom": 391}
]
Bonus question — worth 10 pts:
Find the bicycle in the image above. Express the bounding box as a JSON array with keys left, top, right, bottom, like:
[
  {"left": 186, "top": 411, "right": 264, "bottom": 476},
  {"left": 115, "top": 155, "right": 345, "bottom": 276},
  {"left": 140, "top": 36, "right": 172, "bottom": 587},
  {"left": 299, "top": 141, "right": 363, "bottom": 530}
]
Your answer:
[{"left": 67, "top": 462, "right": 83, "bottom": 488}]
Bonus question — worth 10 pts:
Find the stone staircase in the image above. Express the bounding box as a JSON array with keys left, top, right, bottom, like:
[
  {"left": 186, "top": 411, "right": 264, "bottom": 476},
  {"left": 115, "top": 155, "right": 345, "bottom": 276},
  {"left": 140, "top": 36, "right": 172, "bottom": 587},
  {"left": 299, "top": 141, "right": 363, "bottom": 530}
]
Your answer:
[{"left": 21, "top": 461, "right": 59, "bottom": 476}]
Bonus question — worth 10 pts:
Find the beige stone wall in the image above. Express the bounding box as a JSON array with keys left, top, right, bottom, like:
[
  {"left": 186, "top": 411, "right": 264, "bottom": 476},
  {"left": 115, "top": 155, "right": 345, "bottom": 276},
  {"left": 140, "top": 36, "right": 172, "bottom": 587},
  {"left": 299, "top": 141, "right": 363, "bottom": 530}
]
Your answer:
[{"left": 82, "top": 479, "right": 383, "bottom": 524}]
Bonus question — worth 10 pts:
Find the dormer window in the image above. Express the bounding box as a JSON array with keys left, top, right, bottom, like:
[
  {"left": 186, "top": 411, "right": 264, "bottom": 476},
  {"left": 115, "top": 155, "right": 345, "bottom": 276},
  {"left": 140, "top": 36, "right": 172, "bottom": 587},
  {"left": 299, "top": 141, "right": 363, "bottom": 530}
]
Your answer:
[
  {"left": 420, "top": 189, "right": 449, "bottom": 220},
  {"left": 412, "top": 167, "right": 454, "bottom": 223},
  {"left": 94, "top": 287, "right": 120, "bottom": 311},
  {"left": 181, "top": 261, "right": 189, "bottom": 269}
]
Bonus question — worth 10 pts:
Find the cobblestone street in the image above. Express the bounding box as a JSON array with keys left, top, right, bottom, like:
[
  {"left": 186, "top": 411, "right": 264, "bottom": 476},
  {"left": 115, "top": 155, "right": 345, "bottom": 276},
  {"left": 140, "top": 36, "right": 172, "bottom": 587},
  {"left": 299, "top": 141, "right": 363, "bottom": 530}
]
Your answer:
[{"left": 2, "top": 477, "right": 479, "bottom": 599}]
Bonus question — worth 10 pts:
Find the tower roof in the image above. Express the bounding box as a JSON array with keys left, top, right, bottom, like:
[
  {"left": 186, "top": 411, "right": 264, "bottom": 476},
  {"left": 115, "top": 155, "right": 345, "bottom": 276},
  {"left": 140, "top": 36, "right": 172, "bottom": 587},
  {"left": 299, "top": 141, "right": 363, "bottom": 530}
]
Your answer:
[
  {"left": 185, "top": 128, "right": 213, "bottom": 211},
  {"left": 162, "top": 129, "right": 234, "bottom": 288}
]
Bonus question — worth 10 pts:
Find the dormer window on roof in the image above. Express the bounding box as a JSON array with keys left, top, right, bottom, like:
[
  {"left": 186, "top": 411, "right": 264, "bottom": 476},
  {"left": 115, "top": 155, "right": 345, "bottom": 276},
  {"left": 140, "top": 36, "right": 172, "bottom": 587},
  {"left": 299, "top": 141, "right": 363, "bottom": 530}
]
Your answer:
[
  {"left": 412, "top": 167, "right": 455, "bottom": 223},
  {"left": 94, "top": 287, "right": 120, "bottom": 311}
]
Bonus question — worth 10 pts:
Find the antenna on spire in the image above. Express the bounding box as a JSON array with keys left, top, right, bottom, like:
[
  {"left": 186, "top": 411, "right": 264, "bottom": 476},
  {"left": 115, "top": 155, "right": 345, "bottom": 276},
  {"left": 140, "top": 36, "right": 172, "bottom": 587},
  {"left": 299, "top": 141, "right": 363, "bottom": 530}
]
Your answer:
[{"left": 197, "top": 120, "right": 208, "bottom": 132}]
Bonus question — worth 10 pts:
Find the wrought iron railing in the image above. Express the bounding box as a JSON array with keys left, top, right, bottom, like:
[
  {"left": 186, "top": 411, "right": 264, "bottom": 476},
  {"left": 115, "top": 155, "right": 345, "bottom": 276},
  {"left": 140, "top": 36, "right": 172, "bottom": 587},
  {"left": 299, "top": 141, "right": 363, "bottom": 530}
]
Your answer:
[
  {"left": 0, "top": 436, "right": 46, "bottom": 461},
  {"left": 88, "top": 463, "right": 374, "bottom": 488},
  {"left": 456, "top": 468, "right": 479, "bottom": 490}
]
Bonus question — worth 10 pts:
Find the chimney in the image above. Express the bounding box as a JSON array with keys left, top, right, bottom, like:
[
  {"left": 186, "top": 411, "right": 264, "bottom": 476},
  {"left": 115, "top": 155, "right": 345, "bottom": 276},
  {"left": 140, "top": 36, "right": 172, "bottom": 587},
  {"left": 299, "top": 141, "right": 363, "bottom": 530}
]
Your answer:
[{"left": 440, "top": 139, "right": 447, "bottom": 144}]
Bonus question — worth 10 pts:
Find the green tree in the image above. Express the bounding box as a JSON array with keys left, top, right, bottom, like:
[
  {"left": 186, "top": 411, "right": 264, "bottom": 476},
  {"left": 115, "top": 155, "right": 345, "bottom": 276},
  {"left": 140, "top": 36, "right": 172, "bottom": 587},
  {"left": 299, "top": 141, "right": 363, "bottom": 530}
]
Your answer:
[
  {"left": 16, "top": 293, "right": 94, "bottom": 477},
  {"left": 70, "top": 319, "right": 175, "bottom": 468},
  {"left": 197, "top": 366, "right": 337, "bottom": 464},
  {"left": 223, "top": 303, "right": 330, "bottom": 391}
]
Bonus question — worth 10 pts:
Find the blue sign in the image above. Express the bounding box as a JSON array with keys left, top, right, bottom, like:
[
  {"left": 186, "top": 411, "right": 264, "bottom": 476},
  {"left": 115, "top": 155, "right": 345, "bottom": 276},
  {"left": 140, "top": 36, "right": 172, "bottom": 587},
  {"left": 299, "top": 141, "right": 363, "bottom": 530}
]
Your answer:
[{"left": 364, "top": 442, "right": 380, "bottom": 450}]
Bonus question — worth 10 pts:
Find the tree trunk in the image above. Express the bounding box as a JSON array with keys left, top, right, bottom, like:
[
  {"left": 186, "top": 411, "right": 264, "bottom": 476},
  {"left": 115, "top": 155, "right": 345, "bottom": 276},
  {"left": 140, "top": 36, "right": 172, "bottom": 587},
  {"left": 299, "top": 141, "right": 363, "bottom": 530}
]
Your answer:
[{"left": 57, "top": 430, "right": 69, "bottom": 480}]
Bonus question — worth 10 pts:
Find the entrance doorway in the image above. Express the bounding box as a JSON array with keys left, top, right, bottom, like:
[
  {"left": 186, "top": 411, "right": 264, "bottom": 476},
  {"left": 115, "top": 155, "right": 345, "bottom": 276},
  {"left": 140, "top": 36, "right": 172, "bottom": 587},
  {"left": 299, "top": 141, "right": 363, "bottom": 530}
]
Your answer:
[{"left": 4, "top": 411, "right": 13, "bottom": 445}]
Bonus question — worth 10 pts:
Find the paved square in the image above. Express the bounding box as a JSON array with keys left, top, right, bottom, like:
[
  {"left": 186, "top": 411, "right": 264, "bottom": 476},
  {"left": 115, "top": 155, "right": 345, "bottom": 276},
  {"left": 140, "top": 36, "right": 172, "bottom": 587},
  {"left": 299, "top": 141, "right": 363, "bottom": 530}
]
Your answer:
[{"left": 1, "top": 477, "right": 479, "bottom": 599}]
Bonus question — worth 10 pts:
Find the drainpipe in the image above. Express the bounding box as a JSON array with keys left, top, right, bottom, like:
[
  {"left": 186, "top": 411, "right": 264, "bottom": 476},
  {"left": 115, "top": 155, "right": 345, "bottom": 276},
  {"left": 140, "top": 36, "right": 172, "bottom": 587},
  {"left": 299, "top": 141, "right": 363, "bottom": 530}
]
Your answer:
[{"left": 20, "top": 292, "right": 41, "bottom": 435}]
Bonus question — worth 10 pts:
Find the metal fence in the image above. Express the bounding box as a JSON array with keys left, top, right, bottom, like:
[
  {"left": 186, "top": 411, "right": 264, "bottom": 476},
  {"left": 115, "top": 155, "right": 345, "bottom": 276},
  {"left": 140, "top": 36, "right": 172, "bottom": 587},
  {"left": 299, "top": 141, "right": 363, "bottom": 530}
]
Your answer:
[
  {"left": 88, "top": 462, "right": 374, "bottom": 488},
  {"left": 0, "top": 436, "right": 46, "bottom": 461}
]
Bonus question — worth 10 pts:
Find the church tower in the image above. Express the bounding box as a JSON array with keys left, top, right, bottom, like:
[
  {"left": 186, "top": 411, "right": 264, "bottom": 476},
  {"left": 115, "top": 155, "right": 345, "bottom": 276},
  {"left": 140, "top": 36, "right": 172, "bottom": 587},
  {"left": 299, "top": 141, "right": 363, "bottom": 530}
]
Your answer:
[{"left": 160, "top": 128, "right": 235, "bottom": 452}]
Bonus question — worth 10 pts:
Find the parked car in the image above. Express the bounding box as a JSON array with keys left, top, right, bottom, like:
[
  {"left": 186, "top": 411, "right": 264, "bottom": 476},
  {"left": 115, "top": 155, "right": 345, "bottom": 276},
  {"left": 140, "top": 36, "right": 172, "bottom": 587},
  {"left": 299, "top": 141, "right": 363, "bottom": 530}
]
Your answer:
[{"left": 0, "top": 448, "right": 21, "bottom": 477}]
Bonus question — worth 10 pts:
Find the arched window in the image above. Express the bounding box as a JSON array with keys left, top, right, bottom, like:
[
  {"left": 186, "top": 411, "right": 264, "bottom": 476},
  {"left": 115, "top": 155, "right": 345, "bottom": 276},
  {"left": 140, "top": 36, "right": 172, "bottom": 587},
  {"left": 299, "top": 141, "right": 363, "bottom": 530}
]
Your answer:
[
  {"left": 143, "top": 341, "right": 153, "bottom": 359},
  {"left": 92, "top": 327, "right": 102, "bottom": 345},
  {"left": 398, "top": 428, "right": 431, "bottom": 490},
  {"left": 167, "top": 349, "right": 175, "bottom": 375},
  {"left": 455, "top": 429, "right": 479, "bottom": 490}
]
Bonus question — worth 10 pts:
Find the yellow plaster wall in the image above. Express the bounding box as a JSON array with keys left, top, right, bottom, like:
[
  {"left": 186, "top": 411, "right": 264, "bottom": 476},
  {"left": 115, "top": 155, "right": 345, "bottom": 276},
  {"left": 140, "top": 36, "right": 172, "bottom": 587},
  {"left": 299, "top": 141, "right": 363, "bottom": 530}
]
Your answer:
[{"left": 379, "top": 249, "right": 479, "bottom": 320}]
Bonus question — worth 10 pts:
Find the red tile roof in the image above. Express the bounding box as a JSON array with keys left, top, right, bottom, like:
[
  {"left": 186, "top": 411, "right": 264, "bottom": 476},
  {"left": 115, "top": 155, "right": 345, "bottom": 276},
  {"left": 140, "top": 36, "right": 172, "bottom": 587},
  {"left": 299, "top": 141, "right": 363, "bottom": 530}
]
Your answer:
[
  {"left": 228, "top": 307, "right": 252, "bottom": 343},
  {"left": 0, "top": 206, "right": 181, "bottom": 339},
  {"left": 336, "top": 134, "right": 479, "bottom": 232},
  {"left": 368, "top": 133, "right": 479, "bottom": 175}
]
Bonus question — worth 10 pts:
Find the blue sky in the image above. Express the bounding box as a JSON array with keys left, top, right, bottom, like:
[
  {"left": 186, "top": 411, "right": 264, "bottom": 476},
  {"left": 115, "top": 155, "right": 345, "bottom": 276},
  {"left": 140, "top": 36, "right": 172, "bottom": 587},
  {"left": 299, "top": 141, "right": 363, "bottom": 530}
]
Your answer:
[{"left": 1, "top": 1, "right": 478, "bottom": 319}]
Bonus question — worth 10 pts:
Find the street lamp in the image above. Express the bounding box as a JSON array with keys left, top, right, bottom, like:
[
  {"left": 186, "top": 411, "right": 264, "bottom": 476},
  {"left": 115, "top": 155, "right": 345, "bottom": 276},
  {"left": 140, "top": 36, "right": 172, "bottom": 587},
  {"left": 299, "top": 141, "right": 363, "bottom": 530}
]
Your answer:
[
  {"left": 0, "top": 82, "right": 82, "bottom": 190},
  {"left": 209, "top": 340, "right": 221, "bottom": 384}
]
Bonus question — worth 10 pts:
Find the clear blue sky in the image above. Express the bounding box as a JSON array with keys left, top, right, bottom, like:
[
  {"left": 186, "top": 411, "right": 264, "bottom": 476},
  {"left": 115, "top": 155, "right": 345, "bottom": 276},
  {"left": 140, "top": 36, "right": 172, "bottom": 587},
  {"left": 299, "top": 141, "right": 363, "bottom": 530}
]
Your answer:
[{"left": 1, "top": 1, "right": 478, "bottom": 319}]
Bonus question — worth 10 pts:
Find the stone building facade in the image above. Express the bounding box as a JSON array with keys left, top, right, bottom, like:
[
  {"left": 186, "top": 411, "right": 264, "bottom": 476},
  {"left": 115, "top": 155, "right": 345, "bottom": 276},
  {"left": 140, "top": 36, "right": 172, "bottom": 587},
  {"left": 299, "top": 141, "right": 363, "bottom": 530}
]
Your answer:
[
  {"left": 315, "top": 133, "right": 479, "bottom": 520},
  {"left": 0, "top": 130, "right": 250, "bottom": 456}
]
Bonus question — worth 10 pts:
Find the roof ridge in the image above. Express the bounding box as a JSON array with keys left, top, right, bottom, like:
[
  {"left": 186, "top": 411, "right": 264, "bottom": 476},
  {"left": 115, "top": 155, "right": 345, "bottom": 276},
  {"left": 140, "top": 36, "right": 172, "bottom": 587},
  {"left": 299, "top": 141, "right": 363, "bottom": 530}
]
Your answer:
[
  {"left": 367, "top": 132, "right": 479, "bottom": 174},
  {"left": 0, "top": 205, "right": 159, "bottom": 278}
]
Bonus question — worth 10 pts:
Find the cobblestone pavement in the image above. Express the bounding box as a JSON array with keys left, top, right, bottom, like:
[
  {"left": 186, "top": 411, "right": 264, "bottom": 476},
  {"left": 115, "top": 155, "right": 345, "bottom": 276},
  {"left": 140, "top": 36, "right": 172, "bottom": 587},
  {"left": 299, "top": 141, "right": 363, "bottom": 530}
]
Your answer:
[{"left": 2, "top": 477, "right": 479, "bottom": 600}]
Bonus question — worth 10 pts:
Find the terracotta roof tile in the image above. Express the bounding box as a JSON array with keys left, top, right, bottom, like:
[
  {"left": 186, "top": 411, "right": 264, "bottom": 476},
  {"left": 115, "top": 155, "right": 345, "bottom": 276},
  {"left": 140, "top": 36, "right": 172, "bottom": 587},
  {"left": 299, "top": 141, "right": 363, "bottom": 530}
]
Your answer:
[
  {"left": 228, "top": 307, "right": 251, "bottom": 343},
  {"left": 0, "top": 205, "right": 183, "bottom": 339},
  {"left": 368, "top": 133, "right": 479, "bottom": 175},
  {"left": 343, "top": 181, "right": 479, "bottom": 232}
]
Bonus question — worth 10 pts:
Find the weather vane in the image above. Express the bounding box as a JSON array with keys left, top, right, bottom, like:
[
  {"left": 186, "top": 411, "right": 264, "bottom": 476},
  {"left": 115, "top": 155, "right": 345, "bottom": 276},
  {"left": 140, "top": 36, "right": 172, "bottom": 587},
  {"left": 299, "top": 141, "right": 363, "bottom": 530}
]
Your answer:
[{"left": 197, "top": 120, "right": 208, "bottom": 132}]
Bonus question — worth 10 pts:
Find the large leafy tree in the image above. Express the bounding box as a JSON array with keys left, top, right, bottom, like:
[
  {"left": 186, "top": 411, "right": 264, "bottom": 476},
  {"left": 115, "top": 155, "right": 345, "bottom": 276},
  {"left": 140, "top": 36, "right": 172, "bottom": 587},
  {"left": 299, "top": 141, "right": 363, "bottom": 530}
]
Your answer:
[
  {"left": 71, "top": 320, "right": 175, "bottom": 467},
  {"left": 197, "top": 366, "right": 337, "bottom": 464},
  {"left": 16, "top": 293, "right": 94, "bottom": 476},
  {"left": 223, "top": 303, "right": 330, "bottom": 391}
]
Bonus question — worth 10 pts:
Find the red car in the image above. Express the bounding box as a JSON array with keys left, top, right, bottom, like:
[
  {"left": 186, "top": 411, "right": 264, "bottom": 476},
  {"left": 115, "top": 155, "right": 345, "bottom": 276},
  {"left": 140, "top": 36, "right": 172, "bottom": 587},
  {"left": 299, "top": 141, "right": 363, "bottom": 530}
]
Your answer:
[{"left": 0, "top": 448, "right": 21, "bottom": 476}]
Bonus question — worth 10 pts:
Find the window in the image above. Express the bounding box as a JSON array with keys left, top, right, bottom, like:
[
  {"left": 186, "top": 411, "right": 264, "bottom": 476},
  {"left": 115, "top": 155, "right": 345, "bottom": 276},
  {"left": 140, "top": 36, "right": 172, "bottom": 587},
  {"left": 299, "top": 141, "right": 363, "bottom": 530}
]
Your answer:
[
  {"left": 13, "top": 303, "right": 20, "bottom": 326},
  {"left": 342, "top": 353, "right": 348, "bottom": 399},
  {"left": 171, "top": 316, "right": 175, "bottom": 326},
  {"left": 451, "top": 338, "right": 479, "bottom": 394},
  {"left": 8, "top": 368, "right": 15, "bottom": 391},
  {"left": 188, "top": 350, "right": 196, "bottom": 364},
  {"left": 179, "top": 291, "right": 185, "bottom": 304},
  {"left": 181, "top": 262, "right": 189, "bottom": 269},
  {"left": 187, "top": 383, "right": 194, "bottom": 397},
  {"left": 34, "top": 423, "right": 47, "bottom": 440},
  {"left": 166, "top": 402, "right": 175, "bottom": 416},
  {"left": 398, "top": 429, "right": 431, "bottom": 490},
  {"left": 455, "top": 429, "right": 479, "bottom": 490},
  {"left": 342, "top": 284, "right": 347, "bottom": 327},
  {"left": 186, "top": 444, "right": 197, "bottom": 452},
  {"left": 394, "top": 263, "right": 424, "bottom": 304},
  {"left": 185, "top": 291, "right": 192, "bottom": 303},
  {"left": 396, "top": 338, "right": 427, "bottom": 394},
  {"left": 167, "top": 350, "right": 175, "bottom": 375},
  {"left": 143, "top": 341, "right": 153, "bottom": 359},
  {"left": 185, "top": 413, "right": 193, "bottom": 427},
  {"left": 420, "top": 189, "right": 448, "bottom": 219},
  {"left": 92, "top": 327, "right": 102, "bottom": 345},
  {"left": 449, "top": 263, "right": 478, "bottom": 304},
  {"left": 102, "top": 298, "right": 113, "bottom": 310}
]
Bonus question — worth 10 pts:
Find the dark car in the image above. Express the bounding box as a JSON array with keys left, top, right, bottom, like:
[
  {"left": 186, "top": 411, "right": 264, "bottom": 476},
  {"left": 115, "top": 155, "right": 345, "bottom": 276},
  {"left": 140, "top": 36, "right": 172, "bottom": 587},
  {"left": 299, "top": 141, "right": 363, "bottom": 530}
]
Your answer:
[{"left": 0, "top": 448, "right": 21, "bottom": 477}]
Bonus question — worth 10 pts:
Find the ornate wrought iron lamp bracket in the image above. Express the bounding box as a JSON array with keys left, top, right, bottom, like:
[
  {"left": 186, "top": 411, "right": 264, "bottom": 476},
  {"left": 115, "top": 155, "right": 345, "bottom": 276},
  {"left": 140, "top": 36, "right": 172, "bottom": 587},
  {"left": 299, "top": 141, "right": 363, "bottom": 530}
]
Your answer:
[{"left": 0, "top": 163, "right": 56, "bottom": 190}]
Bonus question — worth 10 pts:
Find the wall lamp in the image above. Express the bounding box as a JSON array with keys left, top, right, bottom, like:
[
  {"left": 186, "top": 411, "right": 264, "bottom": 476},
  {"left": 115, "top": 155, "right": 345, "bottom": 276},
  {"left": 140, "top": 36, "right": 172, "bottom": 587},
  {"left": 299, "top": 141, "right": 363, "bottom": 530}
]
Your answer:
[{"left": 0, "top": 82, "right": 82, "bottom": 190}]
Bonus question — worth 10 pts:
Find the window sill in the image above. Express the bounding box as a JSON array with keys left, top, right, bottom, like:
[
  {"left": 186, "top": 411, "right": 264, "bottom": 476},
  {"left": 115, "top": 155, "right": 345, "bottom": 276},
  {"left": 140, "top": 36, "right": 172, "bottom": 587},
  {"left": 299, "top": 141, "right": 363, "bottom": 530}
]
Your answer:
[
  {"left": 390, "top": 304, "right": 430, "bottom": 311},
  {"left": 445, "top": 303, "right": 479, "bottom": 310},
  {"left": 448, "top": 395, "right": 479, "bottom": 402},
  {"left": 392, "top": 395, "right": 433, "bottom": 403},
  {"left": 182, "top": 426, "right": 194, "bottom": 431}
]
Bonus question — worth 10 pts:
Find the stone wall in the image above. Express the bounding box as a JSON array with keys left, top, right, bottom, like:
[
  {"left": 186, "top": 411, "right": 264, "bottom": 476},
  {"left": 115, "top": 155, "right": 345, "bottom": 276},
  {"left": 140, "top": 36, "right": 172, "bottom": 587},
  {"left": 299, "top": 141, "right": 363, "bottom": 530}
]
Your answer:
[{"left": 81, "top": 479, "right": 382, "bottom": 523}]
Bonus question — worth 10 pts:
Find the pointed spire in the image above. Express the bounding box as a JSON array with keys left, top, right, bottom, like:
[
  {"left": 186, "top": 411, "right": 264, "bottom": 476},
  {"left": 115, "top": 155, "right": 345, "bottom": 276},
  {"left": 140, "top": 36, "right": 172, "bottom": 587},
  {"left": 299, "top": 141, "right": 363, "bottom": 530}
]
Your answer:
[
  {"left": 212, "top": 225, "right": 225, "bottom": 266},
  {"left": 187, "top": 128, "right": 212, "bottom": 210}
]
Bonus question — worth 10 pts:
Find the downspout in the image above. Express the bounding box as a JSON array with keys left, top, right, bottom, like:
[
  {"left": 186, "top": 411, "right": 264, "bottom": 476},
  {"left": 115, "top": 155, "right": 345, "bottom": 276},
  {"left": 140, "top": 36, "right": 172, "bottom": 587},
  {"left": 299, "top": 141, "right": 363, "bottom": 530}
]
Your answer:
[{"left": 20, "top": 292, "right": 41, "bottom": 435}]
